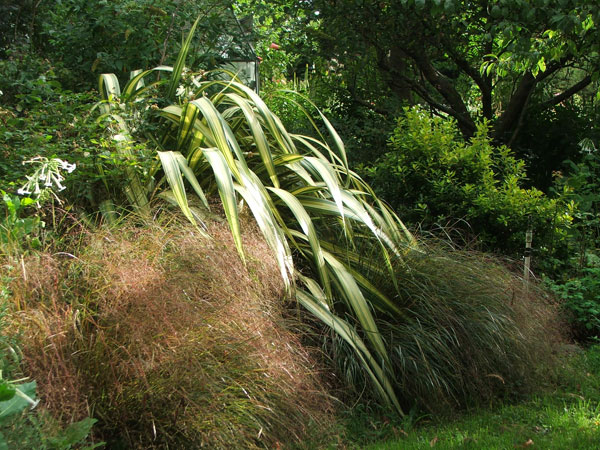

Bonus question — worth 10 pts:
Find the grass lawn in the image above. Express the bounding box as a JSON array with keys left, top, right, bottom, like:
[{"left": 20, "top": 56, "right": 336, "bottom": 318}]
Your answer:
[{"left": 345, "top": 346, "right": 600, "bottom": 449}]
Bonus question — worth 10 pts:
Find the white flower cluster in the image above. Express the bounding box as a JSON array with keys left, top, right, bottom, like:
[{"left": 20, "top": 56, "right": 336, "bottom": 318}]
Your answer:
[
  {"left": 175, "top": 69, "right": 205, "bottom": 99},
  {"left": 17, "top": 157, "right": 76, "bottom": 197}
]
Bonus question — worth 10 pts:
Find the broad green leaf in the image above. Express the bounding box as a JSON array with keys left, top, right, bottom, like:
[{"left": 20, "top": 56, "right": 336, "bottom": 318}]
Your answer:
[
  {"left": 99, "top": 73, "right": 121, "bottom": 100},
  {"left": 200, "top": 79, "right": 298, "bottom": 154},
  {"left": 176, "top": 102, "right": 201, "bottom": 153},
  {"left": 122, "top": 66, "right": 172, "bottom": 100},
  {"left": 301, "top": 157, "right": 346, "bottom": 222},
  {"left": 236, "top": 182, "right": 293, "bottom": 290},
  {"left": 158, "top": 151, "right": 203, "bottom": 230},
  {"left": 268, "top": 187, "right": 330, "bottom": 297},
  {"left": 173, "top": 152, "right": 209, "bottom": 209},
  {"left": 107, "top": 116, "right": 150, "bottom": 214},
  {"left": 277, "top": 89, "right": 350, "bottom": 172},
  {"left": 0, "top": 382, "right": 15, "bottom": 402},
  {"left": 0, "top": 381, "right": 37, "bottom": 419},
  {"left": 160, "top": 105, "right": 215, "bottom": 147},
  {"left": 191, "top": 98, "right": 246, "bottom": 182},
  {"left": 320, "top": 249, "right": 390, "bottom": 369},
  {"left": 225, "top": 93, "right": 279, "bottom": 188}
]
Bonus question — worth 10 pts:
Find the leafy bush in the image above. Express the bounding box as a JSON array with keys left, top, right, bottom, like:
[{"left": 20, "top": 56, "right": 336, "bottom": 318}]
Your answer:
[
  {"left": 550, "top": 138, "right": 600, "bottom": 273},
  {"left": 25, "top": 0, "right": 255, "bottom": 91},
  {"left": 0, "top": 61, "right": 145, "bottom": 213},
  {"left": 0, "top": 191, "right": 43, "bottom": 254},
  {"left": 360, "top": 107, "right": 571, "bottom": 256},
  {"left": 0, "top": 44, "right": 72, "bottom": 106},
  {"left": 546, "top": 254, "right": 600, "bottom": 341},
  {"left": 544, "top": 139, "right": 600, "bottom": 340},
  {"left": 514, "top": 103, "right": 599, "bottom": 191}
]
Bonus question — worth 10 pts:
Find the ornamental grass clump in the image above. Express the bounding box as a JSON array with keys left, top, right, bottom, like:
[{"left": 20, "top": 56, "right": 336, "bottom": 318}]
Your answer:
[
  {"left": 5, "top": 215, "right": 337, "bottom": 448},
  {"left": 330, "top": 238, "right": 566, "bottom": 412}
]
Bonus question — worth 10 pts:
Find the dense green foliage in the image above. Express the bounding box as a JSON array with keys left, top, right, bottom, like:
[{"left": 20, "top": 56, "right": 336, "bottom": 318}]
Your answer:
[
  {"left": 243, "top": 0, "right": 600, "bottom": 185},
  {"left": 544, "top": 139, "right": 600, "bottom": 339},
  {"left": 361, "top": 108, "right": 570, "bottom": 255},
  {"left": 1, "top": 0, "right": 255, "bottom": 91},
  {"left": 2, "top": 0, "right": 600, "bottom": 446},
  {"left": 309, "top": 0, "right": 600, "bottom": 142}
]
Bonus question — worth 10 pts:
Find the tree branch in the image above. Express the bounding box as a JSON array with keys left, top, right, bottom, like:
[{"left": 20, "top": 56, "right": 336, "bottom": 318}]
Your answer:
[
  {"left": 403, "top": 44, "right": 476, "bottom": 137},
  {"left": 535, "top": 75, "right": 593, "bottom": 110},
  {"left": 444, "top": 48, "right": 493, "bottom": 120},
  {"left": 494, "top": 72, "right": 536, "bottom": 141},
  {"left": 397, "top": 73, "right": 478, "bottom": 132}
]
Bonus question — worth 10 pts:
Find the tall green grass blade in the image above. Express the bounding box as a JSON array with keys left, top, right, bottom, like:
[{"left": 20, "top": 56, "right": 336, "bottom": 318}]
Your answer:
[
  {"left": 301, "top": 157, "right": 345, "bottom": 221},
  {"left": 176, "top": 102, "right": 201, "bottom": 153},
  {"left": 171, "top": 151, "right": 209, "bottom": 209},
  {"left": 268, "top": 187, "right": 330, "bottom": 298},
  {"left": 191, "top": 98, "right": 245, "bottom": 182},
  {"left": 277, "top": 89, "right": 350, "bottom": 173},
  {"left": 321, "top": 250, "right": 390, "bottom": 369},
  {"left": 225, "top": 93, "right": 279, "bottom": 188},
  {"left": 202, "top": 148, "right": 244, "bottom": 263},
  {"left": 236, "top": 181, "right": 293, "bottom": 290},
  {"left": 122, "top": 66, "right": 172, "bottom": 100},
  {"left": 98, "top": 73, "right": 121, "bottom": 115},
  {"left": 296, "top": 287, "right": 403, "bottom": 415},
  {"left": 158, "top": 151, "right": 201, "bottom": 226},
  {"left": 166, "top": 15, "right": 201, "bottom": 101},
  {"left": 99, "top": 73, "right": 121, "bottom": 100}
]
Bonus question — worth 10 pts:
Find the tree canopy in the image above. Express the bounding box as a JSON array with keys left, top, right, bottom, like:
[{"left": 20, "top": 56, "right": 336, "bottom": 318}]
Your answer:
[{"left": 297, "top": 0, "right": 600, "bottom": 143}]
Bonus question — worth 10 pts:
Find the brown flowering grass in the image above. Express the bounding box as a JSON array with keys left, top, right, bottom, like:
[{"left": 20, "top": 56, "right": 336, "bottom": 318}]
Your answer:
[{"left": 5, "top": 213, "right": 337, "bottom": 449}]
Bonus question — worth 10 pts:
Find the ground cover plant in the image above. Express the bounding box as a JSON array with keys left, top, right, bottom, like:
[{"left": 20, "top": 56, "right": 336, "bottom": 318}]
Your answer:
[{"left": 0, "top": 260, "right": 98, "bottom": 449}]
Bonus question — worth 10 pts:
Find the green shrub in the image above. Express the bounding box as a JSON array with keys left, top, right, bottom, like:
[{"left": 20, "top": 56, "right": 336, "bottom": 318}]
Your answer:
[
  {"left": 0, "top": 64, "right": 144, "bottom": 213},
  {"left": 0, "top": 44, "right": 72, "bottom": 106},
  {"left": 547, "top": 254, "right": 600, "bottom": 341},
  {"left": 26, "top": 0, "right": 255, "bottom": 91},
  {"left": 543, "top": 139, "right": 600, "bottom": 340},
  {"left": 360, "top": 107, "right": 570, "bottom": 256},
  {"left": 550, "top": 138, "right": 600, "bottom": 274},
  {"left": 514, "top": 103, "right": 599, "bottom": 191},
  {"left": 0, "top": 191, "right": 43, "bottom": 254}
]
